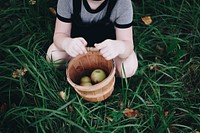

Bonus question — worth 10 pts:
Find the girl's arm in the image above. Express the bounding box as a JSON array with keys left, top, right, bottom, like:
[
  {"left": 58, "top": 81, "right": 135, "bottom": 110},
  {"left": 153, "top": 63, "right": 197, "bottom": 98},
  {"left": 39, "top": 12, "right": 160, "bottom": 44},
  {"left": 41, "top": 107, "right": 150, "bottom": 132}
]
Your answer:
[
  {"left": 53, "top": 18, "right": 87, "bottom": 57},
  {"left": 95, "top": 26, "right": 134, "bottom": 60},
  {"left": 115, "top": 26, "right": 134, "bottom": 59},
  {"left": 53, "top": 18, "right": 72, "bottom": 50}
]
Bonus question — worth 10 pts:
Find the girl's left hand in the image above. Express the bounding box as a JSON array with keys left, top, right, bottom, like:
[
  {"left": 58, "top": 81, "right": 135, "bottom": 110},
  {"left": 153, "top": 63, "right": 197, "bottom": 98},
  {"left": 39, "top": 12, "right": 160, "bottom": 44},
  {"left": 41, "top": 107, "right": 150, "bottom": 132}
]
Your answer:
[{"left": 94, "top": 39, "right": 124, "bottom": 60}]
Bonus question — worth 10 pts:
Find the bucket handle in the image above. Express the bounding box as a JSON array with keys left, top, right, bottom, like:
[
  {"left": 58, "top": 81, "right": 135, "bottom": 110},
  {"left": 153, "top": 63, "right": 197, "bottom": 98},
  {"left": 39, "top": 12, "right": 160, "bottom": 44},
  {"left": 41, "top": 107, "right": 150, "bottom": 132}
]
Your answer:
[
  {"left": 86, "top": 47, "right": 116, "bottom": 68},
  {"left": 86, "top": 47, "right": 99, "bottom": 52}
]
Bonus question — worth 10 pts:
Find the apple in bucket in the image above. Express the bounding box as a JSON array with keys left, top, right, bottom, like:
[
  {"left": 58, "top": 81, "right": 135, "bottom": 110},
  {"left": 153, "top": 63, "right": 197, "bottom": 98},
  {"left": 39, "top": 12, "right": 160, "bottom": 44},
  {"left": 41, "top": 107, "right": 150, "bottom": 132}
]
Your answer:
[
  {"left": 80, "top": 82, "right": 92, "bottom": 86},
  {"left": 80, "top": 76, "right": 92, "bottom": 86},
  {"left": 91, "top": 69, "right": 106, "bottom": 84},
  {"left": 80, "top": 76, "right": 91, "bottom": 83},
  {"left": 80, "top": 69, "right": 107, "bottom": 86}
]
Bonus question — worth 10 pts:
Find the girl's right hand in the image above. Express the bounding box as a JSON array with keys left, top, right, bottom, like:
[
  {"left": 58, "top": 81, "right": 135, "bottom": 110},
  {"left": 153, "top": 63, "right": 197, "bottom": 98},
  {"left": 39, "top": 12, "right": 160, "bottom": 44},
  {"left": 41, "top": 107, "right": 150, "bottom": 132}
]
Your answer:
[{"left": 62, "top": 37, "right": 87, "bottom": 57}]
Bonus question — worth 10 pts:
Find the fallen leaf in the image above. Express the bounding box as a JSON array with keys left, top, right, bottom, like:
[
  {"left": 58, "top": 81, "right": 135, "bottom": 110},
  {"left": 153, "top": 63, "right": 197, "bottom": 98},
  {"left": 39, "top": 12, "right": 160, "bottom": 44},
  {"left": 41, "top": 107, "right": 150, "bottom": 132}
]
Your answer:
[
  {"left": 119, "top": 101, "right": 124, "bottom": 109},
  {"left": 190, "top": 131, "right": 200, "bottom": 133},
  {"left": 196, "top": 131, "right": 200, "bottom": 133},
  {"left": 141, "top": 16, "right": 152, "bottom": 25},
  {"left": 12, "top": 68, "right": 27, "bottom": 78},
  {"left": 68, "top": 104, "right": 74, "bottom": 112},
  {"left": 59, "top": 91, "right": 66, "bottom": 101},
  {"left": 123, "top": 108, "right": 143, "bottom": 118},
  {"left": 49, "top": 7, "right": 56, "bottom": 15},
  {"left": 106, "top": 116, "right": 113, "bottom": 122},
  {"left": 123, "top": 108, "right": 136, "bottom": 117},
  {"left": 29, "top": 0, "right": 36, "bottom": 5},
  {"left": 149, "top": 64, "right": 161, "bottom": 71},
  {"left": 164, "top": 111, "right": 169, "bottom": 117}
]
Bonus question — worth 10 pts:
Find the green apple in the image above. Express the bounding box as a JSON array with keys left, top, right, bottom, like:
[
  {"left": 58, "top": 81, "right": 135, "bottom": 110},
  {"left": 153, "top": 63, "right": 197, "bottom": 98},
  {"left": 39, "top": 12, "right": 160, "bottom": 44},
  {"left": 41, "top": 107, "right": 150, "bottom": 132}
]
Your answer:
[
  {"left": 91, "top": 69, "right": 106, "bottom": 83},
  {"left": 80, "top": 82, "right": 92, "bottom": 86},
  {"left": 80, "top": 76, "right": 91, "bottom": 83}
]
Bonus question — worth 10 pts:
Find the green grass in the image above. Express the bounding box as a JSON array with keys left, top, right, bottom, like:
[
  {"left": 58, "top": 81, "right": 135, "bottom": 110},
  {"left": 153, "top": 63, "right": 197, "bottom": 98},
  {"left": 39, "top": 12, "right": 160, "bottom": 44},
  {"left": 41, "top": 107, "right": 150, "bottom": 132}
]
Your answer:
[{"left": 0, "top": 0, "right": 200, "bottom": 132}]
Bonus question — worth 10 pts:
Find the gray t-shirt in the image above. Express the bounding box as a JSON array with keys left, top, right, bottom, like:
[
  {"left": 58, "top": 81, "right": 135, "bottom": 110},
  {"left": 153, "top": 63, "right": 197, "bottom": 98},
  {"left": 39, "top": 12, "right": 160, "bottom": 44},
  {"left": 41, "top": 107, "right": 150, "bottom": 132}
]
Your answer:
[{"left": 57, "top": 0, "right": 133, "bottom": 28}]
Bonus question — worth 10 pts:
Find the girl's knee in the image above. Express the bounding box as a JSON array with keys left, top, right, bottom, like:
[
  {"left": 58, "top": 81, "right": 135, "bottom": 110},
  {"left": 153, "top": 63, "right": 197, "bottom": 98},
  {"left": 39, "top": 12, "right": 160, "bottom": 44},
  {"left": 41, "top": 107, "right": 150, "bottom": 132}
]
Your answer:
[
  {"left": 118, "top": 63, "right": 138, "bottom": 78},
  {"left": 115, "top": 51, "right": 138, "bottom": 78},
  {"left": 46, "top": 43, "right": 71, "bottom": 68},
  {"left": 46, "top": 43, "right": 70, "bottom": 62}
]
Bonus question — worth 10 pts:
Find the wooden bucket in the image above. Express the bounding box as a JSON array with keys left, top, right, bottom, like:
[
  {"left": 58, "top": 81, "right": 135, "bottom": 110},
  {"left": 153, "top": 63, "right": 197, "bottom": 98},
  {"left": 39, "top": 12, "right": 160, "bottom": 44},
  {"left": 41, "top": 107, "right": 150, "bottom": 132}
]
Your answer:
[{"left": 67, "top": 48, "right": 116, "bottom": 102}]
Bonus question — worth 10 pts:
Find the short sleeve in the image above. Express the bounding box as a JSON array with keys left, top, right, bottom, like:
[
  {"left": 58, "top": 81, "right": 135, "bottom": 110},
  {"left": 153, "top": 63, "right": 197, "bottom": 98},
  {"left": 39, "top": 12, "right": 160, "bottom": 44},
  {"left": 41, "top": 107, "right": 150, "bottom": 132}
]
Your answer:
[
  {"left": 56, "top": 0, "right": 73, "bottom": 22},
  {"left": 112, "top": 0, "right": 133, "bottom": 28}
]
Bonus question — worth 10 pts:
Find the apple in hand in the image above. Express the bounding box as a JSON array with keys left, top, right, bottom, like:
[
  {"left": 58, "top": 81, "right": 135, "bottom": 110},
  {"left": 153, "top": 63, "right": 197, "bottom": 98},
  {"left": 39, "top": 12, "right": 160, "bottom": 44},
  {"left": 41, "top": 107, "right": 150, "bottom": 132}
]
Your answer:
[
  {"left": 80, "top": 76, "right": 91, "bottom": 83},
  {"left": 80, "top": 82, "right": 92, "bottom": 86},
  {"left": 91, "top": 69, "right": 106, "bottom": 83}
]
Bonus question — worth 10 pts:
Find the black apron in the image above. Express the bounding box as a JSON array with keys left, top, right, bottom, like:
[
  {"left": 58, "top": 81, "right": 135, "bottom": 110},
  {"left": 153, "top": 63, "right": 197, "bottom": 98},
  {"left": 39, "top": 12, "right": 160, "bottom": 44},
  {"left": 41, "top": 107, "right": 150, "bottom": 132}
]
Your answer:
[{"left": 71, "top": 0, "right": 117, "bottom": 47}]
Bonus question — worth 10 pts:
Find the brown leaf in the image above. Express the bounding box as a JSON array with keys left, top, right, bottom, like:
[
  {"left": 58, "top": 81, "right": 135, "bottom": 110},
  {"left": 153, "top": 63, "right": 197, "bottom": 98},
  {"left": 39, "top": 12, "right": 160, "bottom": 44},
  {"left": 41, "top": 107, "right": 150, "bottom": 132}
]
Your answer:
[
  {"left": 68, "top": 104, "right": 74, "bottom": 112},
  {"left": 106, "top": 116, "right": 113, "bottom": 122},
  {"left": 12, "top": 68, "right": 27, "bottom": 78},
  {"left": 119, "top": 101, "right": 124, "bottom": 109},
  {"left": 141, "top": 16, "right": 152, "bottom": 25},
  {"left": 123, "top": 108, "right": 136, "bottom": 117},
  {"left": 164, "top": 111, "right": 169, "bottom": 117},
  {"left": 49, "top": 7, "right": 56, "bottom": 15},
  {"left": 123, "top": 108, "right": 143, "bottom": 118}
]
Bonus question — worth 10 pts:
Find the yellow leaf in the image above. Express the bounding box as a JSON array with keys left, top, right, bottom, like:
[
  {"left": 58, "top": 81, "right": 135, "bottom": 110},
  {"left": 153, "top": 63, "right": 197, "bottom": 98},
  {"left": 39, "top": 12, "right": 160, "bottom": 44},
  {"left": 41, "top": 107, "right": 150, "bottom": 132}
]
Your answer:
[
  {"left": 191, "top": 131, "right": 200, "bottom": 133},
  {"left": 59, "top": 91, "right": 66, "bottom": 101},
  {"left": 141, "top": 16, "right": 152, "bottom": 25}
]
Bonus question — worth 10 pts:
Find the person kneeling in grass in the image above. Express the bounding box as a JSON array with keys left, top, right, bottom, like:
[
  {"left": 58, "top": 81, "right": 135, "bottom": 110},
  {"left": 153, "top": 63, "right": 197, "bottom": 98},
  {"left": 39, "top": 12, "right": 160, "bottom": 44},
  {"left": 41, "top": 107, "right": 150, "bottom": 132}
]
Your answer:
[{"left": 46, "top": 0, "right": 138, "bottom": 78}]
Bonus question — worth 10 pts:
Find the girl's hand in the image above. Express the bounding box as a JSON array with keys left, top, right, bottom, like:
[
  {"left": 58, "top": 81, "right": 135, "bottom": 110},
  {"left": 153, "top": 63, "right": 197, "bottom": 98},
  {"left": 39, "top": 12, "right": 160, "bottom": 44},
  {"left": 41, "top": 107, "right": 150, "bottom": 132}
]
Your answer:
[
  {"left": 94, "top": 39, "right": 125, "bottom": 60},
  {"left": 62, "top": 37, "right": 87, "bottom": 57}
]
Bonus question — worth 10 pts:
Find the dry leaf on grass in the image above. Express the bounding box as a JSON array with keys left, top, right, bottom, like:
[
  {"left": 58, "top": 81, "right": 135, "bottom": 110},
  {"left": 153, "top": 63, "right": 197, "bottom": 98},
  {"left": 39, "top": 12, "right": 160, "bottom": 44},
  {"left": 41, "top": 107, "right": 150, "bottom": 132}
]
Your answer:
[
  {"left": 49, "top": 7, "right": 56, "bottom": 15},
  {"left": 12, "top": 68, "right": 27, "bottom": 78},
  {"left": 164, "top": 111, "right": 169, "bottom": 117},
  {"left": 59, "top": 91, "right": 66, "bottom": 101},
  {"left": 123, "top": 108, "right": 143, "bottom": 117},
  {"left": 119, "top": 101, "right": 124, "bottom": 109},
  {"left": 68, "top": 104, "right": 74, "bottom": 112},
  {"left": 191, "top": 131, "right": 200, "bottom": 133},
  {"left": 141, "top": 16, "right": 152, "bottom": 25},
  {"left": 149, "top": 64, "right": 161, "bottom": 71},
  {"left": 106, "top": 116, "right": 113, "bottom": 122},
  {"left": 29, "top": 0, "right": 36, "bottom": 5}
]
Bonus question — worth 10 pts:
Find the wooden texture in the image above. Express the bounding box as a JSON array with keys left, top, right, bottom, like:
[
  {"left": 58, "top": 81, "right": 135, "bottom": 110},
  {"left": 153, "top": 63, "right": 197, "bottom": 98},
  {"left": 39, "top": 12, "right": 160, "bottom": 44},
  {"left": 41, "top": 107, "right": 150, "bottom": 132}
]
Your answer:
[{"left": 67, "top": 51, "right": 116, "bottom": 102}]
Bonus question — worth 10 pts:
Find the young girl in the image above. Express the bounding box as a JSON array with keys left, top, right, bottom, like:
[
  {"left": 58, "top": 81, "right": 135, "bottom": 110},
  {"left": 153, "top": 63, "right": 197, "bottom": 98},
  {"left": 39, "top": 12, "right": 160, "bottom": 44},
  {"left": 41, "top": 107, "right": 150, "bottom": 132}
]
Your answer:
[{"left": 46, "top": 0, "right": 138, "bottom": 78}]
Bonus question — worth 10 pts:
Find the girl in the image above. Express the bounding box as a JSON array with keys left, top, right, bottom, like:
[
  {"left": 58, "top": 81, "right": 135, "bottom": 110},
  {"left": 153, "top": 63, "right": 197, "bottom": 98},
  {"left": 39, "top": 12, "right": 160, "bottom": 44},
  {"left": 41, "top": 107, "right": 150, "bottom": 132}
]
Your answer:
[{"left": 46, "top": 0, "right": 138, "bottom": 78}]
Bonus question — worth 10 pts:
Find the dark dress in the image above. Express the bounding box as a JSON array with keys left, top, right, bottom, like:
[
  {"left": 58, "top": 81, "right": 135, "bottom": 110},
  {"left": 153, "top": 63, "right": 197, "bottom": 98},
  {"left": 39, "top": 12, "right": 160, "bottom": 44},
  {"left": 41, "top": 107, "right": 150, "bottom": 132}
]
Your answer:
[{"left": 71, "top": 0, "right": 117, "bottom": 47}]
